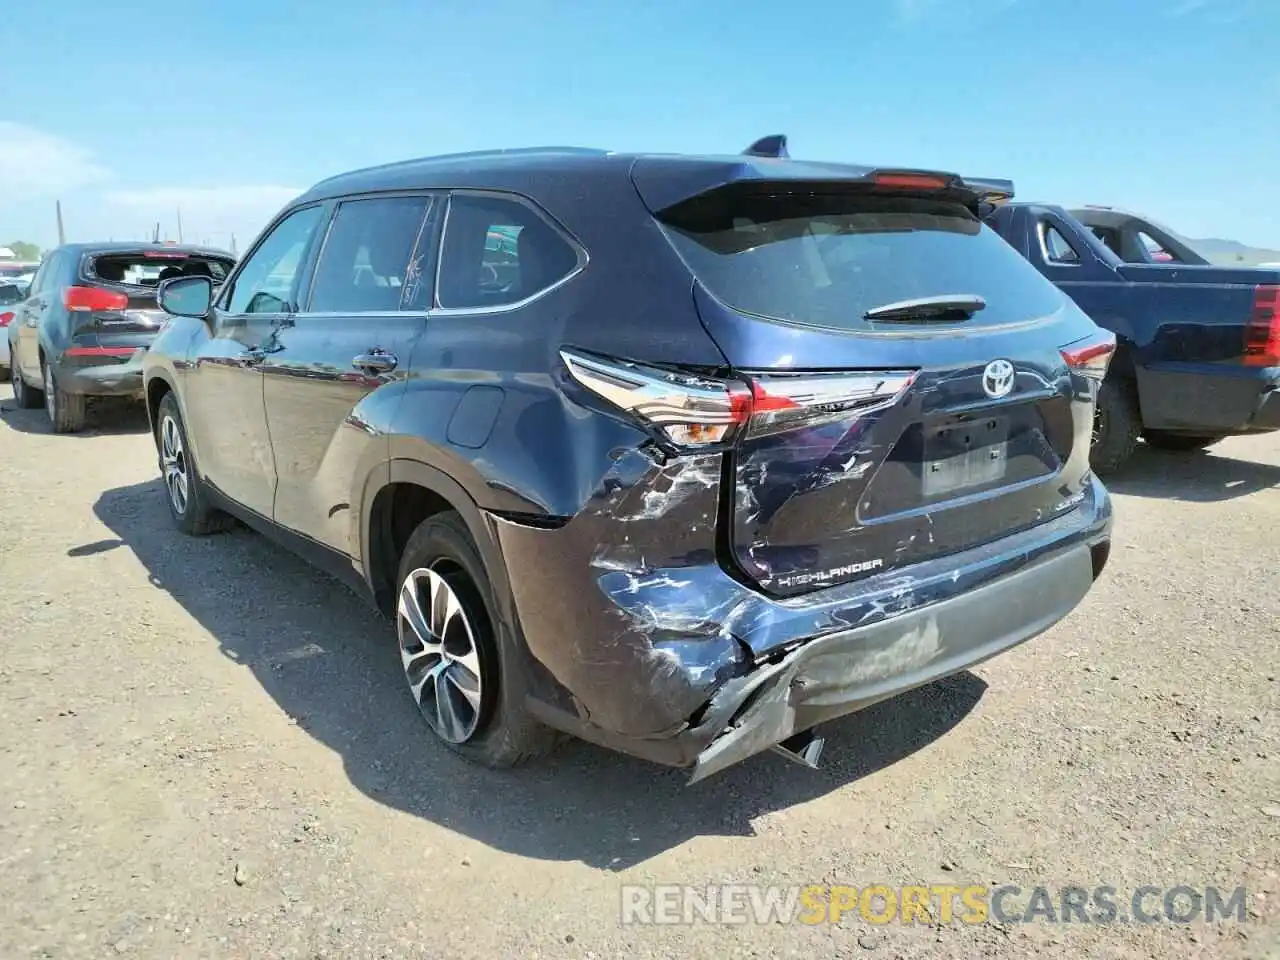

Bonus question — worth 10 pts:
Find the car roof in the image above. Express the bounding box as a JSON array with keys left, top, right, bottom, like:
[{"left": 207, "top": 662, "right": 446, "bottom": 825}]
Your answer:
[{"left": 294, "top": 146, "right": 888, "bottom": 206}]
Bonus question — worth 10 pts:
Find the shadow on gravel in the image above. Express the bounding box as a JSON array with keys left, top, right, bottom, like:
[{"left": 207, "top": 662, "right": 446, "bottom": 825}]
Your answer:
[
  {"left": 0, "top": 395, "right": 151, "bottom": 437},
  {"left": 1106, "top": 443, "right": 1280, "bottom": 503},
  {"left": 89, "top": 477, "right": 986, "bottom": 870}
]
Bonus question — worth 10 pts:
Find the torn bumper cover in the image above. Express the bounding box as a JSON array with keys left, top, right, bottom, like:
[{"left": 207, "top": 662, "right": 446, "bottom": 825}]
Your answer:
[
  {"left": 685, "top": 541, "right": 1095, "bottom": 783},
  {"left": 491, "top": 447, "right": 1110, "bottom": 782}
]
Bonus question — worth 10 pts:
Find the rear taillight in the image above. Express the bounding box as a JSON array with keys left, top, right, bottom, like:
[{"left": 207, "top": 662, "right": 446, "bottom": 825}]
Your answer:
[
  {"left": 1061, "top": 330, "right": 1117, "bottom": 381},
  {"left": 1244, "top": 285, "right": 1280, "bottom": 367},
  {"left": 0, "top": 311, "right": 13, "bottom": 327},
  {"left": 63, "top": 286, "right": 129, "bottom": 312},
  {"left": 560, "top": 349, "right": 914, "bottom": 447},
  {"left": 729, "top": 371, "right": 915, "bottom": 439},
  {"left": 560, "top": 350, "right": 741, "bottom": 446}
]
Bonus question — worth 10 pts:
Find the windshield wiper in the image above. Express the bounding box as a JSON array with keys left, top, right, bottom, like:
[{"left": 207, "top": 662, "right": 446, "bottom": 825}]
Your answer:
[{"left": 864, "top": 294, "right": 987, "bottom": 323}]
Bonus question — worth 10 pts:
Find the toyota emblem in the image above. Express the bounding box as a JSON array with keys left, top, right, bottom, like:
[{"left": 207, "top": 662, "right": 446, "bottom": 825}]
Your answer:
[{"left": 982, "top": 359, "right": 1016, "bottom": 399}]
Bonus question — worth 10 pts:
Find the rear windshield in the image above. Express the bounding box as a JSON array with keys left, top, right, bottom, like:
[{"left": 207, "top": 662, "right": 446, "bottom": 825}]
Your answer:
[
  {"left": 87, "top": 252, "right": 233, "bottom": 288},
  {"left": 658, "top": 193, "right": 1065, "bottom": 331}
]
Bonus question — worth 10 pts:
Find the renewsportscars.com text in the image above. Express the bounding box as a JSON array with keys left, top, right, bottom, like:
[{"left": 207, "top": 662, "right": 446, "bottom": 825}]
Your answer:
[{"left": 620, "top": 884, "right": 1249, "bottom": 926}]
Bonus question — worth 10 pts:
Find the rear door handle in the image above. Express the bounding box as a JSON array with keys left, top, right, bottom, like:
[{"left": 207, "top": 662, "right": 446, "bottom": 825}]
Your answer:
[{"left": 353, "top": 351, "right": 397, "bottom": 373}]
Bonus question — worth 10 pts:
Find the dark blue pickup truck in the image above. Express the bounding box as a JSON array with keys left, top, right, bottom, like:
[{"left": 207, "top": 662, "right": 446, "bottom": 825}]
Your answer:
[{"left": 986, "top": 203, "right": 1280, "bottom": 472}]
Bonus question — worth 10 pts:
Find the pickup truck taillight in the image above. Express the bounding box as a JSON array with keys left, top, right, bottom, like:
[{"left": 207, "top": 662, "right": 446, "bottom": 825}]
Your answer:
[{"left": 1244, "top": 285, "right": 1280, "bottom": 367}]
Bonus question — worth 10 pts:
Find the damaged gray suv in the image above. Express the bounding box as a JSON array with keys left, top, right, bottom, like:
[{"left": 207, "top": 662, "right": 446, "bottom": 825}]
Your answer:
[{"left": 144, "top": 138, "right": 1114, "bottom": 782}]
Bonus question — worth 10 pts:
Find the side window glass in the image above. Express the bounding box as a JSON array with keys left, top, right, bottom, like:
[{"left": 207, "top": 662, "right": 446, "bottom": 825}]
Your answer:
[
  {"left": 1042, "top": 224, "right": 1081, "bottom": 265},
  {"left": 226, "top": 206, "right": 325, "bottom": 315},
  {"left": 1138, "top": 231, "right": 1175, "bottom": 263},
  {"left": 28, "top": 255, "right": 53, "bottom": 295},
  {"left": 308, "top": 195, "right": 432, "bottom": 313},
  {"left": 437, "top": 194, "right": 580, "bottom": 309},
  {"left": 1089, "top": 226, "right": 1122, "bottom": 257}
]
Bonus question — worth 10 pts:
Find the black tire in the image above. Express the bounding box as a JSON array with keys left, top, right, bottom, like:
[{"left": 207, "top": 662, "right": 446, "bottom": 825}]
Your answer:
[
  {"left": 1089, "top": 377, "right": 1141, "bottom": 475},
  {"left": 10, "top": 358, "right": 41, "bottom": 409},
  {"left": 1142, "top": 430, "right": 1226, "bottom": 452},
  {"left": 155, "top": 392, "right": 231, "bottom": 536},
  {"left": 395, "top": 512, "right": 559, "bottom": 768},
  {"left": 41, "top": 359, "right": 86, "bottom": 433}
]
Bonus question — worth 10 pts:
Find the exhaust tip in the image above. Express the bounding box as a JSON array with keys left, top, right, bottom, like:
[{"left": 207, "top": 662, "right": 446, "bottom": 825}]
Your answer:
[{"left": 768, "top": 728, "right": 826, "bottom": 770}]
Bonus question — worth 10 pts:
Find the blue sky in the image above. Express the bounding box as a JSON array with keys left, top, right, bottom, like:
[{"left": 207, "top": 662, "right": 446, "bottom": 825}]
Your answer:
[{"left": 1, "top": 0, "right": 1277, "bottom": 251}]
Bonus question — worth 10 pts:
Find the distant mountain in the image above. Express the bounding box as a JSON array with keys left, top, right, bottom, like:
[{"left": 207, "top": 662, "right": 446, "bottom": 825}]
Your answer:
[{"left": 1183, "top": 237, "right": 1280, "bottom": 266}]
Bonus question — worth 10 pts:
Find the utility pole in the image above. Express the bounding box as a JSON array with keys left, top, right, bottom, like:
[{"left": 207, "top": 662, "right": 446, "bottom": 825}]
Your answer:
[
  {"left": 176, "top": 208, "right": 184, "bottom": 244},
  {"left": 56, "top": 200, "right": 66, "bottom": 245},
  {"left": 230, "top": 233, "right": 237, "bottom": 256}
]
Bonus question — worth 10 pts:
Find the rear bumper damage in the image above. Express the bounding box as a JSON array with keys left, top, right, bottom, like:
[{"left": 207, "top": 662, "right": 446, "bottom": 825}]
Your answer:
[
  {"left": 685, "top": 537, "right": 1098, "bottom": 782},
  {"left": 491, "top": 446, "right": 1112, "bottom": 781},
  {"left": 57, "top": 350, "right": 147, "bottom": 398}
]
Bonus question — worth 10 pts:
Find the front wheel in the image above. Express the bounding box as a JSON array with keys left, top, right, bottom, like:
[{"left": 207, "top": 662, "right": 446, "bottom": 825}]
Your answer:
[
  {"left": 10, "top": 356, "right": 41, "bottom": 409},
  {"left": 395, "top": 512, "right": 559, "bottom": 768},
  {"left": 155, "top": 392, "right": 231, "bottom": 536},
  {"left": 1089, "top": 378, "right": 1141, "bottom": 475},
  {"left": 1142, "top": 430, "right": 1225, "bottom": 452}
]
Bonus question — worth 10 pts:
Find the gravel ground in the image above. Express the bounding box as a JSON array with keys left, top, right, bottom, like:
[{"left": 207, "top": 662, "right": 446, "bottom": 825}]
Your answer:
[{"left": 0, "top": 385, "right": 1276, "bottom": 960}]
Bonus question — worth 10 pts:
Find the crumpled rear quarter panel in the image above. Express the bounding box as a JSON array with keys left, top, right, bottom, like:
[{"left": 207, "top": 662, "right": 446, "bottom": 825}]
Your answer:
[{"left": 492, "top": 449, "right": 748, "bottom": 738}]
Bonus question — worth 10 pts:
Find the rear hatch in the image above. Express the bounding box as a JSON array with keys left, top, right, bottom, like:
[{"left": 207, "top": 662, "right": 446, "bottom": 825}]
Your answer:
[
  {"left": 639, "top": 167, "right": 1110, "bottom": 597},
  {"left": 67, "top": 249, "right": 234, "bottom": 357}
]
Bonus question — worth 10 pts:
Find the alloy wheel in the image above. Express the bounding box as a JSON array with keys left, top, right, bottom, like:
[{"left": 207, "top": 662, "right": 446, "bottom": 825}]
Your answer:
[
  {"left": 160, "top": 415, "right": 190, "bottom": 515},
  {"left": 1091, "top": 405, "right": 1105, "bottom": 447},
  {"left": 397, "top": 565, "right": 484, "bottom": 744}
]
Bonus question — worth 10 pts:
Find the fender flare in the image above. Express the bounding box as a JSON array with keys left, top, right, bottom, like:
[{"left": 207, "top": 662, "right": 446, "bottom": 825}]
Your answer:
[
  {"left": 359, "top": 458, "right": 518, "bottom": 629},
  {"left": 142, "top": 369, "right": 176, "bottom": 430}
]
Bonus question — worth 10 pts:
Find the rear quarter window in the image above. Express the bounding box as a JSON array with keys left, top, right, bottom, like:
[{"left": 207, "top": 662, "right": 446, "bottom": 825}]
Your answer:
[
  {"left": 436, "top": 194, "right": 581, "bottom": 310},
  {"left": 659, "top": 193, "right": 1066, "bottom": 331}
]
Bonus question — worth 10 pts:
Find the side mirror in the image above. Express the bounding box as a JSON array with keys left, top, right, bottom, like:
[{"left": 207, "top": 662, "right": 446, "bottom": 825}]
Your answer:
[{"left": 158, "top": 275, "right": 213, "bottom": 319}]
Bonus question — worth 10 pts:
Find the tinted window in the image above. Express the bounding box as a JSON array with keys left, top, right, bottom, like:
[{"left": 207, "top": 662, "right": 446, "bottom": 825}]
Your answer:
[
  {"left": 308, "top": 196, "right": 432, "bottom": 312},
  {"left": 659, "top": 193, "right": 1065, "bottom": 331},
  {"left": 227, "top": 206, "right": 324, "bottom": 315},
  {"left": 1042, "top": 225, "right": 1080, "bottom": 264},
  {"left": 0, "top": 283, "right": 22, "bottom": 305},
  {"left": 437, "top": 194, "right": 579, "bottom": 309}
]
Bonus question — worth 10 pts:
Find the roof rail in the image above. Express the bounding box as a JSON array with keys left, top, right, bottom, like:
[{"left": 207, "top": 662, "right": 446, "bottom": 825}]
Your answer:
[{"left": 742, "top": 135, "right": 789, "bottom": 159}]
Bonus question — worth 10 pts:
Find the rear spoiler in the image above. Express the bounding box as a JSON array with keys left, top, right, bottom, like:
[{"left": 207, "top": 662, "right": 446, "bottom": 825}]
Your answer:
[
  {"left": 959, "top": 177, "right": 1015, "bottom": 204},
  {"left": 634, "top": 138, "right": 1016, "bottom": 215}
]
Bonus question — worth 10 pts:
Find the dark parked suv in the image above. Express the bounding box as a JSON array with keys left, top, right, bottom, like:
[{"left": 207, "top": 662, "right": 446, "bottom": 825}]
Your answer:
[
  {"left": 8, "top": 243, "right": 234, "bottom": 431},
  {"left": 143, "top": 142, "right": 1115, "bottom": 781}
]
